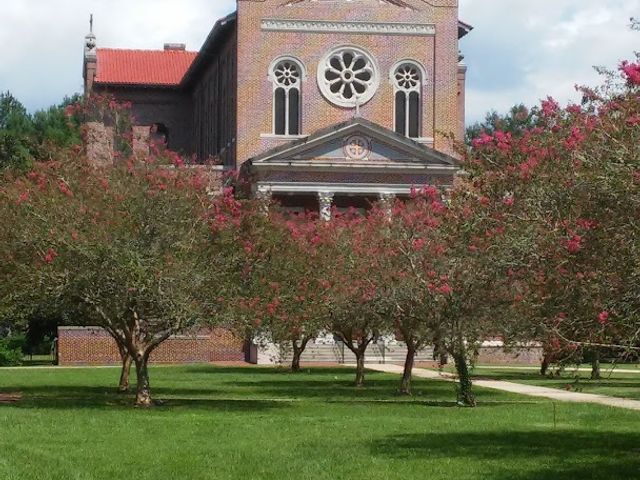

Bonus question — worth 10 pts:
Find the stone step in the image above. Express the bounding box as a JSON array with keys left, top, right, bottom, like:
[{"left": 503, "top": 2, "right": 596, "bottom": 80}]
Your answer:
[{"left": 279, "top": 343, "right": 435, "bottom": 365}]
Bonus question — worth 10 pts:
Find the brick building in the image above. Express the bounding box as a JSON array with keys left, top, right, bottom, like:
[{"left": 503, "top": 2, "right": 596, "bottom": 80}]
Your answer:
[{"left": 67, "top": 0, "right": 476, "bottom": 366}]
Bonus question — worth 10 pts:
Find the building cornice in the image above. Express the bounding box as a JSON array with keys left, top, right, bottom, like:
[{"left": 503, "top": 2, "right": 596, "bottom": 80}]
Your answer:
[{"left": 261, "top": 19, "right": 436, "bottom": 36}]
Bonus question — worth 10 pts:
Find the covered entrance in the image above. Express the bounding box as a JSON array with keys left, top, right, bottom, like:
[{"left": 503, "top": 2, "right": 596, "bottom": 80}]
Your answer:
[{"left": 247, "top": 118, "right": 460, "bottom": 217}]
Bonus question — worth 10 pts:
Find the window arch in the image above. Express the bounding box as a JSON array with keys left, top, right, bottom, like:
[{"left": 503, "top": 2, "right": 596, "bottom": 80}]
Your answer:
[
  {"left": 270, "top": 57, "right": 305, "bottom": 136},
  {"left": 391, "top": 61, "right": 425, "bottom": 139}
]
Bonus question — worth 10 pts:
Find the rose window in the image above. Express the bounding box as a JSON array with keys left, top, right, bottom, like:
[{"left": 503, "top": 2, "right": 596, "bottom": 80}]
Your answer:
[
  {"left": 318, "top": 47, "right": 379, "bottom": 108},
  {"left": 394, "top": 64, "right": 420, "bottom": 91},
  {"left": 274, "top": 61, "right": 301, "bottom": 88}
]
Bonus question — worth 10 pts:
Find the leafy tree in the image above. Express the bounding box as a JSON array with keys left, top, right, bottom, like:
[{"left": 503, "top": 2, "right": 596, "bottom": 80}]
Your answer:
[
  {"left": 0, "top": 92, "right": 34, "bottom": 170},
  {"left": 0, "top": 92, "right": 84, "bottom": 171},
  {"left": 0, "top": 145, "right": 222, "bottom": 406},
  {"left": 463, "top": 61, "right": 640, "bottom": 378},
  {"left": 466, "top": 103, "right": 538, "bottom": 145},
  {"left": 317, "top": 211, "right": 393, "bottom": 387}
]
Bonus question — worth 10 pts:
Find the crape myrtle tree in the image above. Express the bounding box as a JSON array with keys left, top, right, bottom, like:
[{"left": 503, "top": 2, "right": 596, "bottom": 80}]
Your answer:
[
  {"left": 391, "top": 185, "right": 505, "bottom": 406},
  {"left": 213, "top": 199, "right": 331, "bottom": 372},
  {"left": 262, "top": 212, "right": 332, "bottom": 371},
  {"left": 317, "top": 210, "right": 393, "bottom": 387},
  {"left": 359, "top": 191, "right": 447, "bottom": 396},
  {"left": 463, "top": 58, "right": 640, "bottom": 377},
  {"left": 0, "top": 141, "right": 222, "bottom": 407}
]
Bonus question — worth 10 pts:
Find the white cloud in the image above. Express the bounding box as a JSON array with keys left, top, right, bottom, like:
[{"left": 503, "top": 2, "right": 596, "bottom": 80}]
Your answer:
[
  {"left": 0, "top": 0, "right": 637, "bottom": 125},
  {"left": 0, "top": 0, "right": 235, "bottom": 111},
  {"left": 460, "top": 0, "right": 639, "bottom": 122}
]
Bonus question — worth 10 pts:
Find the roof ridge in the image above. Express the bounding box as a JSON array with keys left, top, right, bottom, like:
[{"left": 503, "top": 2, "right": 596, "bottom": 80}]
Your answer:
[{"left": 96, "top": 47, "right": 198, "bottom": 55}]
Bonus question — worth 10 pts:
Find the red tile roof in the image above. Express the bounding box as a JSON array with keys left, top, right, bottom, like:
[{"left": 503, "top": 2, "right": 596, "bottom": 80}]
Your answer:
[{"left": 95, "top": 48, "right": 198, "bottom": 87}]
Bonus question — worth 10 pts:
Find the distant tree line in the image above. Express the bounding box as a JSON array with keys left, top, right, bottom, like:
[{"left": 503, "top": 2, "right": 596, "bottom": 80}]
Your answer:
[{"left": 0, "top": 92, "right": 83, "bottom": 171}]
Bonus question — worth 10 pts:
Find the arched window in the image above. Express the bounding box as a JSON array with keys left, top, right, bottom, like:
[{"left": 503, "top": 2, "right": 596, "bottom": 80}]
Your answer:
[
  {"left": 271, "top": 58, "right": 303, "bottom": 136},
  {"left": 392, "top": 62, "right": 424, "bottom": 139}
]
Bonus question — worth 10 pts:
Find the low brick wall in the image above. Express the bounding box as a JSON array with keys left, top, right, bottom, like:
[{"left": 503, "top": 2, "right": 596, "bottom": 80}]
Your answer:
[{"left": 57, "top": 327, "right": 246, "bottom": 365}]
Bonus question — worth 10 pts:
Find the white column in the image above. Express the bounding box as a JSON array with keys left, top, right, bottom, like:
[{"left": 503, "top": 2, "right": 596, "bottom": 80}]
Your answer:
[
  {"left": 256, "top": 186, "right": 273, "bottom": 214},
  {"left": 379, "top": 192, "right": 396, "bottom": 217},
  {"left": 318, "top": 191, "right": 334, "bottom": 221}
]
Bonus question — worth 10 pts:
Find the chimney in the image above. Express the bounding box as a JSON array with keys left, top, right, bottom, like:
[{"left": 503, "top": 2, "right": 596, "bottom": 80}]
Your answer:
[{"left": 164, "top": 43, "right": 186, "bottom": 51}]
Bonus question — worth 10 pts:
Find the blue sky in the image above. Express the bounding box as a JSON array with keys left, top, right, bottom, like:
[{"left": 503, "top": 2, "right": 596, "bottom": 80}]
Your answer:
[{"left": 0, "top": 0, "right": 637, "bottom": 123}]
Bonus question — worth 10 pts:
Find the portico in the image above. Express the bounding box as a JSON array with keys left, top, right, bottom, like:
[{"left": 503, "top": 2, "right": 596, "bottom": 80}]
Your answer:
[{"left": 248, "top": 117, "right": 459, "bottom": 217}]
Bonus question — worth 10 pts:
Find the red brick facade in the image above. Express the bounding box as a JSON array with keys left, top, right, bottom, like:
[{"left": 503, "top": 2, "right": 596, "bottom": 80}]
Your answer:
[
  {"left": 236, "top": 0, "right": 464, "bottom": 163},
  {"left": 57, "top": 327, "right": 246, "bottom": 366}
]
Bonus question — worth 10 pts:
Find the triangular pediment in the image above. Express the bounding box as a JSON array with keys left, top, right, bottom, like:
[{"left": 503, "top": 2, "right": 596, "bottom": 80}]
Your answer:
[{"left": 251, "top": 118, "right": 457, "bottom": 168}]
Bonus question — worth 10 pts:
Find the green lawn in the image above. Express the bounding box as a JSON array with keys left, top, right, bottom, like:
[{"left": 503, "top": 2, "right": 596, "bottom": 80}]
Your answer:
[
  {"left": 467, "top": 365, "right": 640, "bottom": 400},
  {"left": 0, "top": 365, "right": 639, "bottom": 480}
]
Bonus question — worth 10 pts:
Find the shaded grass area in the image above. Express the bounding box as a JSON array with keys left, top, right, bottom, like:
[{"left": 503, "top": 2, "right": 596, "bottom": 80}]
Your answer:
[
  {"left": 468, "top": 365, "right": 640, "bottom": 400},
  {"left": 0, "top": 365, "right": 638, "bottom": 480}
]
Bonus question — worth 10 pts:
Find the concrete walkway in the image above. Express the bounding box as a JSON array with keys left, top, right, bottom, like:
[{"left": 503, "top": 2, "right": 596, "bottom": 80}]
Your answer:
[
  {"left": 364, "top": 363, "right": 640, "bottom": 412},
  {"left": 473, "top": 365, "right": 640, "bottom": 375}
]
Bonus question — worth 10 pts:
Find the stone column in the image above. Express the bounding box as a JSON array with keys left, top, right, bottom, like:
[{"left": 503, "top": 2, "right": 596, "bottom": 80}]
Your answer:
[
  {"left": 132, "top": 126, "right": 151, "bottom": 157},
  {"left": 84, "top": 122, "right": 114, "bottom": 167},
  {"left": 256, "top": 186, "right": 273, "bottom": 214},
  {"left": 379, "top": 192, "right": 396, "bottom": 217},
  {"left": 318, "top": 191, "right": 335, "bottom": 221}
]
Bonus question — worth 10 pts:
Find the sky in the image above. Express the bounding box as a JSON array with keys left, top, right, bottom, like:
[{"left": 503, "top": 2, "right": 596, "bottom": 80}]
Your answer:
[{"left": 0, "top": 0, "right": 637, "bottom": 123}]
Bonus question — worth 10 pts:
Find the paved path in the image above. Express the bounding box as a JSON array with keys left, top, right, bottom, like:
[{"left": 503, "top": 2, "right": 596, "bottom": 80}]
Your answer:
[
  {"left": 364, "top": 363, "right": 640, "bottom": 412},
  {"left": 472, "top": 365, "right": 640, "bottom": 374}
]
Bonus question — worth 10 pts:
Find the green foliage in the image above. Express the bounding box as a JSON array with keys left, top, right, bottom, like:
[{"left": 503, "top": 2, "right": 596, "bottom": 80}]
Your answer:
[
  {"left": 0, "top": 92, "right": 83, "bottom": 171},
  {"left": 0, "top": 137, "right": 222, "bottom": 404},
  {"left": 0, "top": 335, "right": 24, "bottom": 366},
  {"left": 465, "top": 103, "right": 538, "bottom": 144}
]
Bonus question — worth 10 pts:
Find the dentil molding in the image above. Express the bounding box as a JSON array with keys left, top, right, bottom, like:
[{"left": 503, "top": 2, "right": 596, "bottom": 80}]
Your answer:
[{"left": 261, "top": 19, "right": 436, "bottom": 36}]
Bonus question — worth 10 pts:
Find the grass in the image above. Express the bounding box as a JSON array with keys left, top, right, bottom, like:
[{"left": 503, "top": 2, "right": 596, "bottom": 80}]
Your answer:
[
  {"left": 465, "top": 365, "right": 640, "bottom": 400},
  {"left": 0, "top": 365, "right": 638, "bottom": 480}
]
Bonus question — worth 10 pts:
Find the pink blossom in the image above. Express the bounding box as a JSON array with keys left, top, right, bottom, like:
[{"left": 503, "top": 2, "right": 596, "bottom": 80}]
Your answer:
[
  {"left": 620, "top": 61, "right": 640, "bottom": 85},
  {"left": 566, "top": 235, "right": 583, "bottom": 254},
  {"left": 412, "top": 238, "right": 426, "bottom": 251},
  {"left": 16, "top": 191, "right": 29, "bottom": 205},
  {"left": 58, "top": 182, "right": 74, "bottom": 198},
  {"left": 627, "top": 114, "right": 640, "bottom": 126},
  {"left": 541, "top": 97, "right": 560, "bottom": 117},
  {"left": 597, "top": 311, "right": 610, "bottom": 326},
  {"left": 472, "top": 132, "right": 494, "bottom": 149},
  {"left": 43, "top": 248, "right": 58, "bottom": 264}
]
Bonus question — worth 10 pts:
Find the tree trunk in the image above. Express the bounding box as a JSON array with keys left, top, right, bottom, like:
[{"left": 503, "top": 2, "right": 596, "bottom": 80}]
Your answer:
[
  {"left": 355, "top": 351, "right": 366, "bottom": 387},
  {"left": 453, "top": 348, "right": 476, "bottom": 407},
  {"left": 118, "top": 353, "right": 132, "bottom": 393},
  {"left": 541, "top": 355, "right": 551, "bottom": 376},
  {"left": 134, "top": 354, "right": 153, "bottom": 407},
  {"left": 399, "top": 344, "right": 416, "bottom": 395},
  {"left": 591, "top": 350, "right": 602, "bottom": 380},
  {"left": 291, "top": 343, "right": 303, "bottom": 373},
  {"left": 290, "top": 338, "right": 310, "bottom": 373}
]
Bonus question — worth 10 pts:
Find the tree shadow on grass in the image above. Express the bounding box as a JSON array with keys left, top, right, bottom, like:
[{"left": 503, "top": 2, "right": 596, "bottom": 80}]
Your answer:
[
  {"left": 371, "top": 430, "right": 640, "bottom": 480},
  {"left": 182, "top": 365, "right": 353, "bottom": 376},
  {"left": 0, "top": 385, "right": 288, "bottom": 412}
]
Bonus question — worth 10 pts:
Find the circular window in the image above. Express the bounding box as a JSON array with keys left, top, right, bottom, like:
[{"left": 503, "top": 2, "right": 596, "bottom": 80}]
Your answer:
[
  {"left": 273, "top": 60, "right": 301, "bottom": 88},
  {"left": 394, "top": 64, "right": 421, "bottom": 91},
  {"left": 317, "top": 46, "right": 379, "bottom": 108}
]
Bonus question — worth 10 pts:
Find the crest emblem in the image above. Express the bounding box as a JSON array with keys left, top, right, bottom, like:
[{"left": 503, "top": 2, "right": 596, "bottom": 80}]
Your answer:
[{"left": 343, "top": 135, "right": 371, "bottom": 161}]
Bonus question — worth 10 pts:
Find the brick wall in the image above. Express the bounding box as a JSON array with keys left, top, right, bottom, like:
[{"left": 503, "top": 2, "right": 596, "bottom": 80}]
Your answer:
[
  {"left": 57, "top": 327, "right": 246, "bottom": 365},
  {"left": 236, "top": 0, "right": 462, "bottom": 164},
  {"left": 93, "top": 87, "right": 194, "bottom": 154}
]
